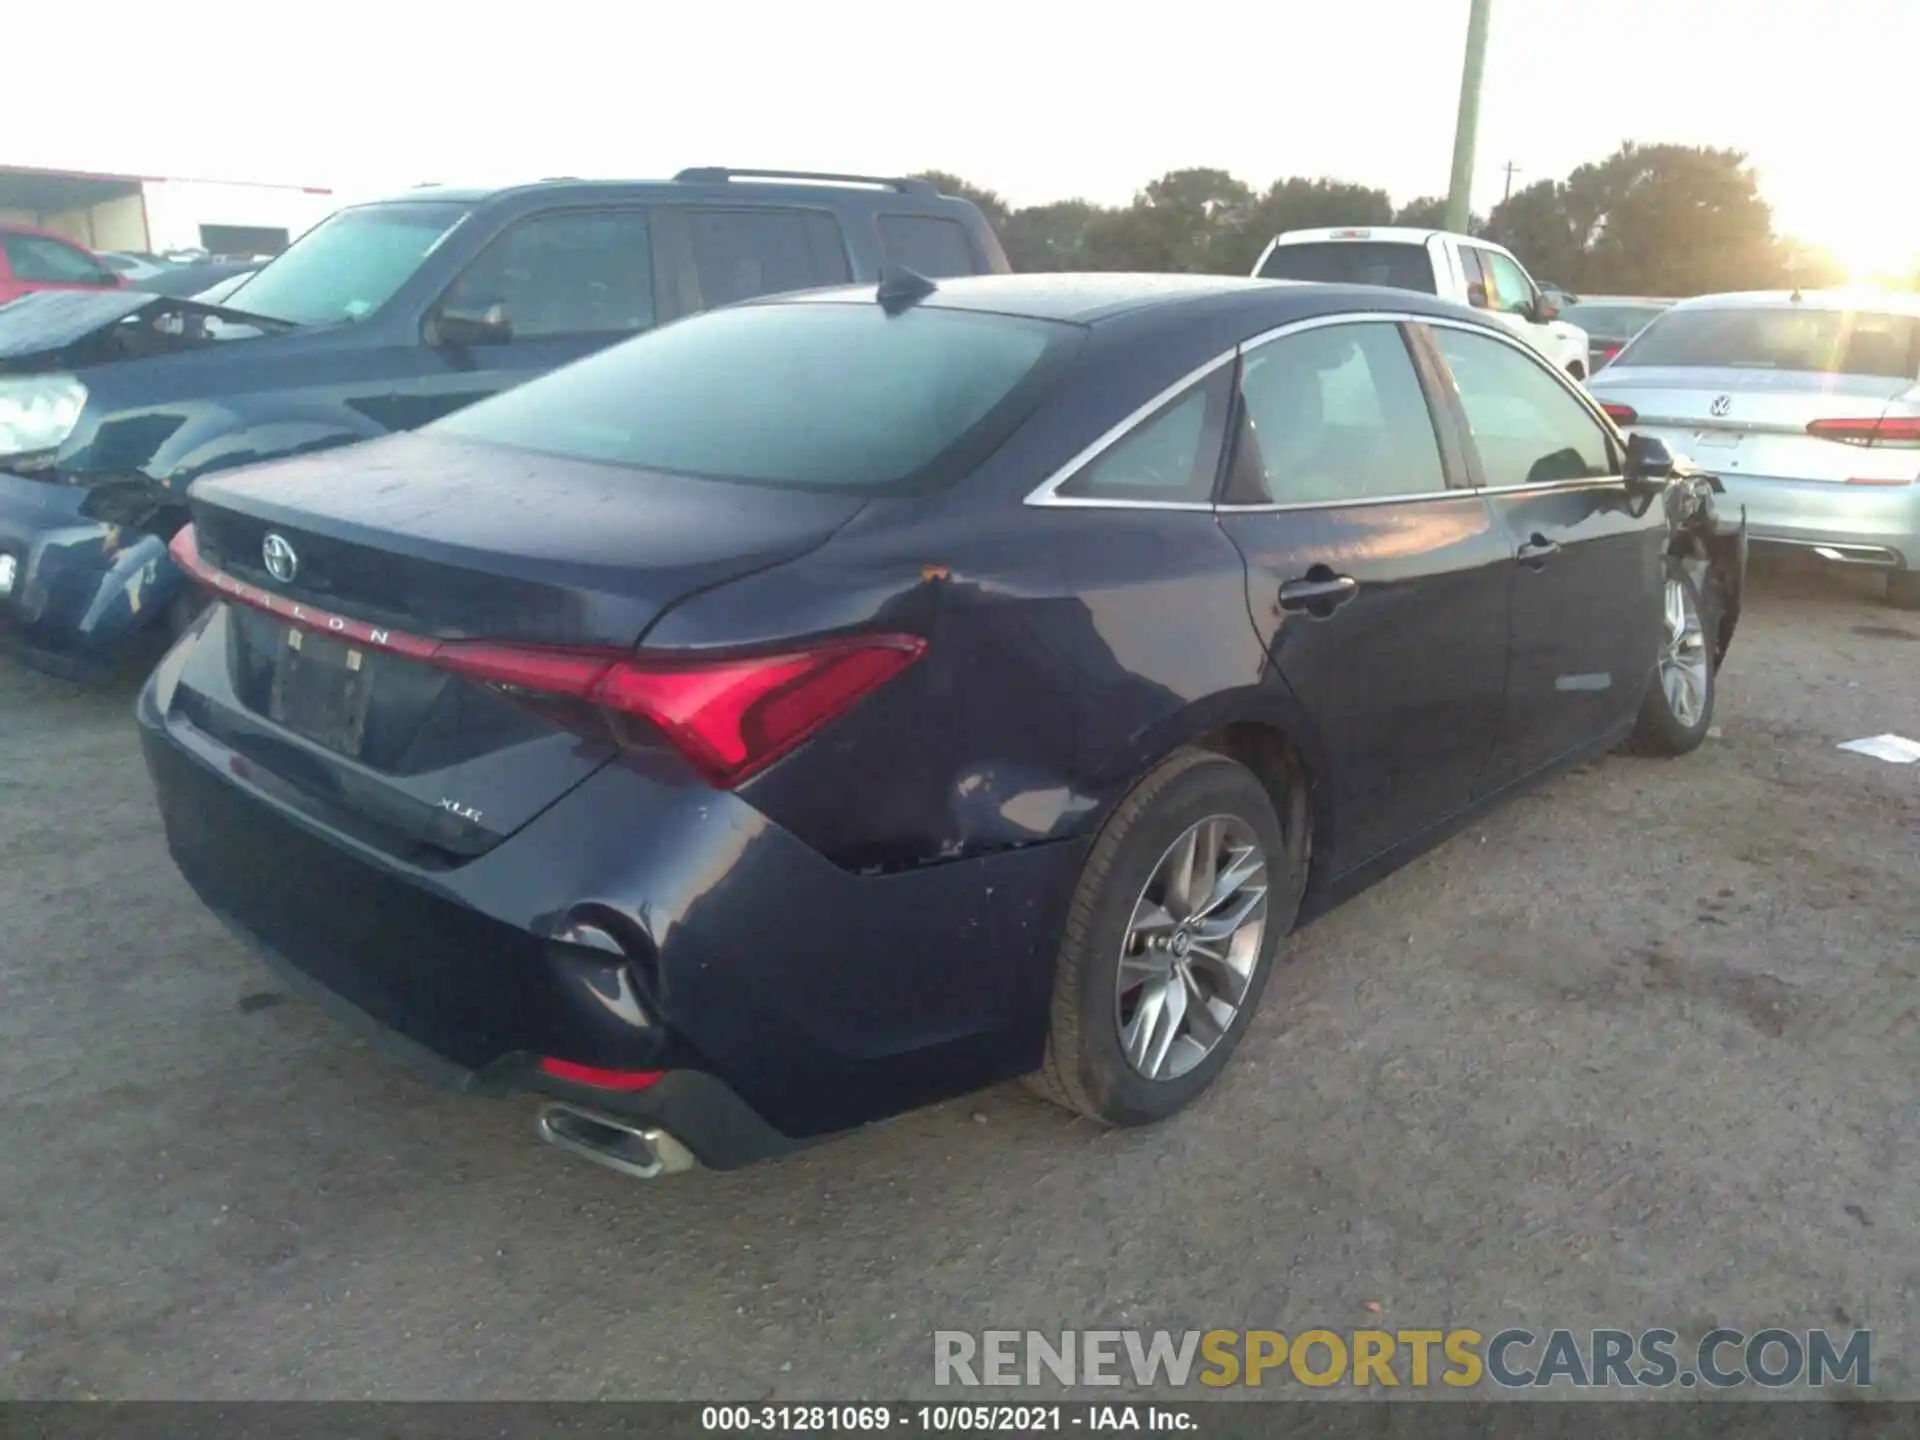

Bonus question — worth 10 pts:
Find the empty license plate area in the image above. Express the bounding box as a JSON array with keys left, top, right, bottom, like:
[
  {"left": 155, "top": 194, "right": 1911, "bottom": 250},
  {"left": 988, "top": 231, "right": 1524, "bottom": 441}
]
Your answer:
[{"left": 268, "top": 625, "right": 375, "bottom": 756}]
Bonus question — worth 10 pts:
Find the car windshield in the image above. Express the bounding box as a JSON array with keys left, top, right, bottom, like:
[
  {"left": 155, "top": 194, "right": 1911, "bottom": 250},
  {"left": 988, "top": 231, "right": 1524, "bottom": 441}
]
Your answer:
[
  {"left": 219, "top": 201, "right": 470, "bottom": 325},
  {"left": 434, "top": 300, "right": 1082, "bottom": 492},
  {"left": 1561, "top": 303, "right": 1668, "bottom": 336},
  {"left": 1257, "top": 241, "right": 1436, "bottom": 294},
  {"left": 1622, "top": 305, "right": 1920, "bottom": 379}
]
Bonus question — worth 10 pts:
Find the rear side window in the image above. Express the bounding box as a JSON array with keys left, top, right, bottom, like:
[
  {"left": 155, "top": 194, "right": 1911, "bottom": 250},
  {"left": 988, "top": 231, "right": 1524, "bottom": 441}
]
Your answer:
[
  {"left": 4, "top": 234, "right": 115, "bottom": 285},
  {"left": 1257, "top": 242, "right": 1436, "bottom": 294},
  {"left": 433, "top": 301, "right": 1081, "bottom": 492},
  {"left": 877, "top": 214, "right": 977, "bottom": 278},
  {"left": 1621, "top": 306, "right": 1920, "bottom": 379},
  {"left": 687, "top": 208, "right": 851, "bottom": 308},
  {"left": 446, "top": 210, "right": 655, "bottom": 338},
  {"left": 1432, "top": 326, "right": 1615, "bottom": 486},
  {"left": 1235, "top": 322, "right": 1448, "bottom": 504},
  {"left": 1056, "top": 368, "right": 1234, "bottom": 504}
]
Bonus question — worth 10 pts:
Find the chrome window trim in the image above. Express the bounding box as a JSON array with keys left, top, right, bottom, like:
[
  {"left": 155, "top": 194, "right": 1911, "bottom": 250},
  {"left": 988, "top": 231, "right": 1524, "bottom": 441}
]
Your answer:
[
  {"left": 1023, "top": 310, "right": 1627, "bottom": 513},
  {"left": 1214, "top": 488, "right": 1466, "bottom": 515},
  {"left": 1475, "top": 477, "right": 1627, "bottom": 497}
]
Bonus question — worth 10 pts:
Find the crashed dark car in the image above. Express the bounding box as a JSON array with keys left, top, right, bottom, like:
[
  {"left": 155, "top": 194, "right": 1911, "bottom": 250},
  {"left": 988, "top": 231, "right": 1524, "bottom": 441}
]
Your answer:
[
  {"left": 138, "top": 274, "right": 1747, "bottom": 1179},
  {"left": 0, "top": 169, "right": 1009, "bottom": 676}
]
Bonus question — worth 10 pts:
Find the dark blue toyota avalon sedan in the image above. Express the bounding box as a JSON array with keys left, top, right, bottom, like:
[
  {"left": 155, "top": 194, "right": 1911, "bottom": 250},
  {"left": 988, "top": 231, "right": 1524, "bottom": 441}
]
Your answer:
[{"left": 138, "top": 271, "right": 1747, "bottom": 1178}]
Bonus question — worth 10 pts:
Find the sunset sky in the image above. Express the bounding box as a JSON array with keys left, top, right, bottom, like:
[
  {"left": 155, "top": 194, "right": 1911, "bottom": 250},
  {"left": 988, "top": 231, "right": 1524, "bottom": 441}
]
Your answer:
[{"left": 17, "top": 0, "right": 1917, "bottom": 275}]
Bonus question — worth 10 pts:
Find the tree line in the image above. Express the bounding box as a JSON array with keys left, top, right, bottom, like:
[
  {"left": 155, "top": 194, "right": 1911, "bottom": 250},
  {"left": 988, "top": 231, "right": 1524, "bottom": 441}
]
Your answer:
[{"left": 920, "top": 143, "right": 1880, "bottom": 298}]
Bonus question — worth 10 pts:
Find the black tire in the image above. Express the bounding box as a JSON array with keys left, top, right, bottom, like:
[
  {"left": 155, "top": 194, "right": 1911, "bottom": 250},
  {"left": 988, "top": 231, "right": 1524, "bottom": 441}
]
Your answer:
[
  {"left": 1885, "top": 570, "right": 1920, "bottom": 611},
  {"left": 1568, "top": 361, "right": 1586, "bottom": 382},
  {"left": 1621, "top": 559, "right": 1716, "bottom": 758},
  {"left": 1026, "top": 747, "right": 1297, "bottom": 1126}
]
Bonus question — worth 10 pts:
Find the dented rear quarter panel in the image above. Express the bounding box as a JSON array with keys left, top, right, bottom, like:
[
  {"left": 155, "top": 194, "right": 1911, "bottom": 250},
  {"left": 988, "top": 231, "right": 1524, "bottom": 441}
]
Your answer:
[{"left": 641, "top": 486, "right": 1287, "bottom": 879}]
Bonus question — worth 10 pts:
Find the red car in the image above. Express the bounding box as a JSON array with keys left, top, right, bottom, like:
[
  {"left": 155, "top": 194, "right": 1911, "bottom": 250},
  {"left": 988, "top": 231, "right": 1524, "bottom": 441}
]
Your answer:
[{"left": 0, "top": 223, "right": 123, "bottom": 305}]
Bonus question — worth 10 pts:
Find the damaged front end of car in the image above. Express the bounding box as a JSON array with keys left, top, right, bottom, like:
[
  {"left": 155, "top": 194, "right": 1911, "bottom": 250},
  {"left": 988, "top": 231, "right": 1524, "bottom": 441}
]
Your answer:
[
  {"left": 1624, "top": 431, "right": 1748, "bottom": 670},
  {"left": 0, "top": 290, "right": 296, "bottom": 675}
]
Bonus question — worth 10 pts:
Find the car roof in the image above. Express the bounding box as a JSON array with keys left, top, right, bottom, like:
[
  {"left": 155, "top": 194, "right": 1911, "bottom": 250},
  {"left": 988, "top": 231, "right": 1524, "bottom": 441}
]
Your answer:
[
  {"left": 364, "top": 169, "right": 969, "bottom": 214},
  {"left": 1662, "top": 289, "right": 1920, "bottom": 318},
  {"left": 773, "top": 271, "right": 1494, "bottom": 329}
]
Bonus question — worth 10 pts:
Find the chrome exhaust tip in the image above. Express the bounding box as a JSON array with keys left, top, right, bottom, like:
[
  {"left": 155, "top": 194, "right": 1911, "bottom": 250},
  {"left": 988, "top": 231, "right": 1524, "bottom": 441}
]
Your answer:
[{"left": 536, "top": 1102, "right": 699, "bottom": 1180}]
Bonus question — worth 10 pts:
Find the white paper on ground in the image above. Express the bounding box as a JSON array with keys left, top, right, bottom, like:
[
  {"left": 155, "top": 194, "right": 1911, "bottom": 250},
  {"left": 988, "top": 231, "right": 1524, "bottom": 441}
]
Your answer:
[{"left": 1836, "top": 734, "right": 1920, "bottom": 763}]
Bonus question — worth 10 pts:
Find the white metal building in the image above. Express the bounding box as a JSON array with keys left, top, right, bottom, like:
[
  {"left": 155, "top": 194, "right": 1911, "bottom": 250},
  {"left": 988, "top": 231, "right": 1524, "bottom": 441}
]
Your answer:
[{"left": 0, "top": 164, "right": 337, "bottom": 256}]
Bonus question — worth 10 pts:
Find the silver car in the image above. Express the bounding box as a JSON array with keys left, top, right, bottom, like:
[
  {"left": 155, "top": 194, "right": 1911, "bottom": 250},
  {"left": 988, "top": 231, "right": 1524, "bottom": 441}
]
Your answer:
[{"left": 1588, "top": 290, "right": 1920, "bottom": 608}]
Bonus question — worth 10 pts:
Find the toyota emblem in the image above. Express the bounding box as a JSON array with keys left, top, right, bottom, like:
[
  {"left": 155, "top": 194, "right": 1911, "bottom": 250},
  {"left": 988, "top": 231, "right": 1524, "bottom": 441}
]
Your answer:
[
  {"left": 261, "top": 533, "right": 298, "bottom": 584},
  {"left": 1710, "top": 394, "right": 1732, "bottom": 417}
]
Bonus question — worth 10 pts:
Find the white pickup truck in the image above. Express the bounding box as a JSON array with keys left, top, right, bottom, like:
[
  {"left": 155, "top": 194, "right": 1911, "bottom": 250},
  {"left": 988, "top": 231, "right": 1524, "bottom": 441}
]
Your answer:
[{"left": 1252, "top": 226, "right": 1593, "bottom": 379}]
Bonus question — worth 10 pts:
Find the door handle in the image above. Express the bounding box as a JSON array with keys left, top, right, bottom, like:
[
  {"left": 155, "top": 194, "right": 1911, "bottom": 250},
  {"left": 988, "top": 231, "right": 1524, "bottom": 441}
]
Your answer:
[
  {"left": 1517, "top": 533, "right": 1561, "bottom": 569},
  {"left": 1278, "top": 572, "right": 1359, "bottom": 614}
]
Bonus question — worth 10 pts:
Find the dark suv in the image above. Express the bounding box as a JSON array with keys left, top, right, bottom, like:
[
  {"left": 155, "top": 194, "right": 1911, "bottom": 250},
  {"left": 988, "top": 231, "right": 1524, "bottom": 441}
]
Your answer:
[{"left": 0, "top": 168, "right": 1008, "bottom": 675}]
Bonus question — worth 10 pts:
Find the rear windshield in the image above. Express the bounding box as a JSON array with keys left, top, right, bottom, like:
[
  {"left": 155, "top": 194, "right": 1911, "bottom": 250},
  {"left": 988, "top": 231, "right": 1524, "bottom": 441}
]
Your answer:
[
  {"left": 1621, "top": 306, "right": 1920, "bottom": 379},
  {"left": 1560, "top": 303, "right": 1668, "bottom": 337},
  {"left": 433, "top": 300, "right": 1082, "bottom": 491},
  {"left": 1257, "top": 241, "right": 1436, "bottom": 294},
  {"left": 221, "top": 201, "right": 470, "bottom": 325}
]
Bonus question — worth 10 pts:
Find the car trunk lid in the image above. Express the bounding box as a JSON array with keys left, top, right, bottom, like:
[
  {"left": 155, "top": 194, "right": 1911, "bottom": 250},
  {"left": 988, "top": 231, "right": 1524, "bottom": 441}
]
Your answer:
[
  {"left": 173, "top": 431, "right": 868, "bottom": 854},
  {"left": 1596, "top": 365, "right": 1920, "bottom": 485}
]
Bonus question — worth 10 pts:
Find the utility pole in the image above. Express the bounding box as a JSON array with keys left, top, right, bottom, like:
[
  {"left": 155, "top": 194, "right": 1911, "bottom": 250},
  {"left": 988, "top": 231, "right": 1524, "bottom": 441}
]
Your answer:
[
  {"left": 1501, "top": 161, "right": 1521, "bottom": 204},
  {"left": 1446, "top": 0, "right": 1494, "bottom": 234}
]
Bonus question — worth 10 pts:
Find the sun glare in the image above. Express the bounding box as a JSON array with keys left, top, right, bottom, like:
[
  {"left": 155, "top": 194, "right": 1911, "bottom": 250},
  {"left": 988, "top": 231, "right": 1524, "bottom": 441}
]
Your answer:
[{"left": 1827, "top": 206, "right": 1920, "bottom": 284}]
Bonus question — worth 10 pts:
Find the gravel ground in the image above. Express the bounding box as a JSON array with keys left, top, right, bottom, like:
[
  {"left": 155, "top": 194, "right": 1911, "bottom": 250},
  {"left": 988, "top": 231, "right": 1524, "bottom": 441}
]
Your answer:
[{"left": 1, "top": 557, "right": 1915, "bottom": 1401}]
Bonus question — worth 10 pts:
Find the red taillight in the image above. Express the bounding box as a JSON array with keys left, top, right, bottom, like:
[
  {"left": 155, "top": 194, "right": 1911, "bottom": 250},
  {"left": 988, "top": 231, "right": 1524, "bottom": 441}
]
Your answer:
[
  {"left": 427, "top": 640, "right": 615, "bottom": 694},
  {"left": 592, "top": 638, "right": 923, "bottom": 785},
  {"left": 170, "top": 524, "right": 925, "bottom": 788},
  {"left": 1844, "top": 476, "right": 1916, "bottom": 487},
  {"left": 1807, "top": 416, "right": 1920, "bottom": 446},
  {"left": 537, "top": 1058, "right": 665, "bottom": 1091},
  {"left": 1601, "top": 403, "right": 1638, "bottom": 426},
  {"left": 429, "top": 636, "right": 924, "bottom": 786},
  {"left": 1599, "top": 345, "right": 1622, "bottom": 363}
]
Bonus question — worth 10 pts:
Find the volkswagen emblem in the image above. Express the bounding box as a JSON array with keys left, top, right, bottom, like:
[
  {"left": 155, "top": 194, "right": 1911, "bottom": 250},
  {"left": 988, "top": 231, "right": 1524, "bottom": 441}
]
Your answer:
[
  {"left": 261, "top": 533, "right": 298, "bottom": 584},
  {"left": 1710, "top": 394, "right": 1732, "bottom": 417}
]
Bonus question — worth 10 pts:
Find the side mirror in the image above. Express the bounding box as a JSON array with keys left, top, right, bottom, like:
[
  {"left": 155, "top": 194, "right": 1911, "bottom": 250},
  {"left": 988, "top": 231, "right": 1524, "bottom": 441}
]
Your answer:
[
  {"left": 1466, "top": 281, "right": 1490, "bottom": 310},
  {"left": 428, "top": 300, "right": 512, "bottom": 347},
  {"left": 1622, "top": 431, "right": 1674, "bottom": 497}
]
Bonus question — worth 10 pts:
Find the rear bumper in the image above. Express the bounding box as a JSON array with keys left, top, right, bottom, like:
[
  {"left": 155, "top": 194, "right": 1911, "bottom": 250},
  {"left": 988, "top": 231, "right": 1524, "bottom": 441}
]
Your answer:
[
  {"left": 202, "top": 901, "right": 806, "bottom": 1170},
  {"left": 0, "top": 471, "right": 182, "bottom": 670},
  {"left": 137, "top": 632, "right": 1082, "bottom": 1154},
  {"left": 1699, "top": 471, "right": 1919, "bottom": 569}
]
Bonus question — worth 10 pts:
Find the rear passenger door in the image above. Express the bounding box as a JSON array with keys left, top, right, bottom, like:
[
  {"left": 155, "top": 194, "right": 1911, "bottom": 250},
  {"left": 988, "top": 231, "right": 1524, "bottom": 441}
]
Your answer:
[
  {"left": 1215, "top": 319, "right": 1513, "bottom": 873},
  {"left": 410, "top": 207, "right": 665, "bottom": 426},
  {"left": 1420, "top": 321, "right": 1666, "bottom": 788}
]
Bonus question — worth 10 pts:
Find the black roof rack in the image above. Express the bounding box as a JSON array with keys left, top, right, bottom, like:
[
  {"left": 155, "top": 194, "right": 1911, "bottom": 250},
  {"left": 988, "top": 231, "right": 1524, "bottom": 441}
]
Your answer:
[{"left": 674, "top": 167, "right": 938, "bottom": 196}]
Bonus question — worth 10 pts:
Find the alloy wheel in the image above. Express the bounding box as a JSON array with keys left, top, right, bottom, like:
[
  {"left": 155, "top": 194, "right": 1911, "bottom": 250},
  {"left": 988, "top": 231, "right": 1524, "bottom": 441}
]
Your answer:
[
  {"left": 1115, "top": 815, "right": 1269, "bottom": 1080},
  {"left": 1660, "top": 577, "right": 1709, "bottom": 728}
]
